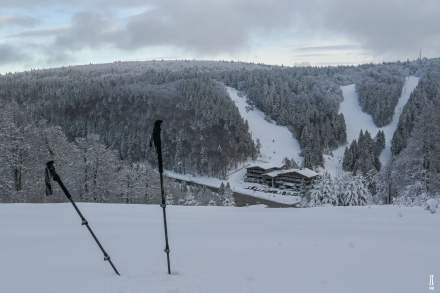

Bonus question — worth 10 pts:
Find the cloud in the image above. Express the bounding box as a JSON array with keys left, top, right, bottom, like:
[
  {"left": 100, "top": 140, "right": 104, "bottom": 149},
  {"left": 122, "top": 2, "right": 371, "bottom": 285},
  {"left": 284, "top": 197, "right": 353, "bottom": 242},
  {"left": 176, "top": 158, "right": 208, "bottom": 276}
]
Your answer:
[
  {"left": 0, "top": 44, "right": 29, "bottom": 65},
  {"left": 53, "top": 12, "right": 118, "bottom": 50},
  {"left": 313, "top": 0, "right": 440, "bottom": 57},
  {"left": 294, "top": 45, "right": 362, "bottom": 53},
  {"left": 46, "top": 0, "right": 440, "bottom": 57},
  {"left": 50, "top": 0, "right": 297, "bottom": 54},
  {"left": 3, "top": 0, "right": 440, "bottom": 66},
  {"left": 0, "top": 15, "right": 40, "bottom": 28},
  {"left": 7, "top": 27, "right": 67, "bottom": 38}
]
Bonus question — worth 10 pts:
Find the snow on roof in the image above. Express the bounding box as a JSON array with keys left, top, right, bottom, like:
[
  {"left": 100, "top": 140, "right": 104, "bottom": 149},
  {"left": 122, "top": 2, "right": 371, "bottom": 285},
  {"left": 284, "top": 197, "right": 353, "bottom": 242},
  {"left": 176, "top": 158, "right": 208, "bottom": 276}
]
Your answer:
[
  {"left": 263, "top": 168, "right": 319, "bottom": 179},
  {"left": 295, "top": 168, "right": 319, "bottom": 178},
  {"left": 247, "top": 162, "right": 284, "bottom": 170},
  {"left": 263, "top": 169, "right": 287, "bottom": 177}
]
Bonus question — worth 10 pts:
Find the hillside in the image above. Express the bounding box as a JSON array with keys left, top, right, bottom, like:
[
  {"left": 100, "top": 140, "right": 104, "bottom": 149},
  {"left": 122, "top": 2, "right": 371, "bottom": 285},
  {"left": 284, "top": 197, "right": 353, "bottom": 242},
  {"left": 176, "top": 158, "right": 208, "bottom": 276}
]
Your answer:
[
  {"left": 324, "top": 76, "right": 419, "bottom": 176},
  {"left": 1, "top": 58, "right": 440, "bottom": 205}
]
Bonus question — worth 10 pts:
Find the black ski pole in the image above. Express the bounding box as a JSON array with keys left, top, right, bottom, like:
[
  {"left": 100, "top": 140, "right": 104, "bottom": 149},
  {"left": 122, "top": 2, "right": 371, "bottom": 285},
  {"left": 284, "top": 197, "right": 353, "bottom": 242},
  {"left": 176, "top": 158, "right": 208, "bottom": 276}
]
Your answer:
[
  {"left": 45, "top": 161, "right": 121, "bottom": 276},
  {"left": 150, "top": 120, "right": 172, "bottom": 275}
]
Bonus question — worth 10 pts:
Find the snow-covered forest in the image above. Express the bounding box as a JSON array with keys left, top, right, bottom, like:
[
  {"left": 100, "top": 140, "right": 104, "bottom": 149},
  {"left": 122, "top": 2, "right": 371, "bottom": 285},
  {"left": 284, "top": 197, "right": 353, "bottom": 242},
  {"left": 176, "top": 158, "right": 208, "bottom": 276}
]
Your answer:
[{"left": 1, "top": 58, "right": 440, "bottom": 207}]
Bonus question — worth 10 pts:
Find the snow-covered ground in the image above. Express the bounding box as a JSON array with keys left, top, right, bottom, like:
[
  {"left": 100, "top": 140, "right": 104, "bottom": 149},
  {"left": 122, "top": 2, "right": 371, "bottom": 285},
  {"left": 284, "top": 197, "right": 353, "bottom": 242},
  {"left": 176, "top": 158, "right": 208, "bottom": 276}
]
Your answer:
[
  {"left": 379, "top": 76, "right": 419, "bottom": 164},
  {"left": 226, "top": 86, "right": 302, "bottom": 165},
  {"left": 324, "top": 77, "right": 419, "bottom": 176},
  {"left": 1, "top": 203, "right": 438, "bottom": 293},
  {"left": 165, "top": 169, "right": 302, "bottom": 205},
  {"left": 165, "top": 170, "right": 224, "bottom": 189}
]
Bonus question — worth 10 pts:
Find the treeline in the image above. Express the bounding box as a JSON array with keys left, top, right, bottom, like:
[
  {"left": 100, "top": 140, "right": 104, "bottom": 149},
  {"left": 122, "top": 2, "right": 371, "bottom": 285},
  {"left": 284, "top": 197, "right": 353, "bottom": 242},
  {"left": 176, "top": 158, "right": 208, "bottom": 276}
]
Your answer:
[
  {"left": 0, "top": 71, "right": 257, "bottom": 178},
  {"left": 0, "top": 102, "right": 235, "bottom": 206},
  {"left": 356, "top": 65, "right": 406, "bottom": 127},
  {"left": 0, "top": 102, "right": 151, "bottom": 202},
  {"left": 1, "top": 58, "right": 437, "bottom": 178},
  {"left": 389, "top": 68, "right": 440, "bottom": 203}
]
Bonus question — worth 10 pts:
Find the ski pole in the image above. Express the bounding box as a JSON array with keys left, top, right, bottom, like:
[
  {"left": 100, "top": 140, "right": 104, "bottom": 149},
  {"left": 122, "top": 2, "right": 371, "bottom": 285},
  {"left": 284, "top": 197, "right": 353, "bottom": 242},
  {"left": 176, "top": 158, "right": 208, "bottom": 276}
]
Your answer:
[
  {"left": 45, "top": 161, "right": 121, "bottom": 276},
  {"left": 150, "top": 120, "right": 172, "bottom": 275}
]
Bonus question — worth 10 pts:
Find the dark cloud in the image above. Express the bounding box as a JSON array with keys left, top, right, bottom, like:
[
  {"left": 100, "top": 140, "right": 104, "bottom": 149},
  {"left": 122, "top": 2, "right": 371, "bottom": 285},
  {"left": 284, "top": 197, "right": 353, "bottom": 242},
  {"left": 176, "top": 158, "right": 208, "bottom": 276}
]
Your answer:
[
  {"left": 54, "top": 12, "right": 117, "bottom": 50},
  {"left": 314, "top": 0, "right": 440, "bottom": 57},
  {"left": 0, "top": 44, "right": 29, "bottom": 65}
]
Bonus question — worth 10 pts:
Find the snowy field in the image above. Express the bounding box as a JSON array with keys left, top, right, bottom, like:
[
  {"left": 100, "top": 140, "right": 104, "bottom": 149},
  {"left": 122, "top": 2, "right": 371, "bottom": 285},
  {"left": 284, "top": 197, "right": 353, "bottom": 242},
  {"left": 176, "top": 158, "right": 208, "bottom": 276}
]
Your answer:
[
  {"left": 324, "top": 77, "right": 419, "bottom": 175},
  {"left": 1, "top": 203, "right": 438, "bottom": 293}
]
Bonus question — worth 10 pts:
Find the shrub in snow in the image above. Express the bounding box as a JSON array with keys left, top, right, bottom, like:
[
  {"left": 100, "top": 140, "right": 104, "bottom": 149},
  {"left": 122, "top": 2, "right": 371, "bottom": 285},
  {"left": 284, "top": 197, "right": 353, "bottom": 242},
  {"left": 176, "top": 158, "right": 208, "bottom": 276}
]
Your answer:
[
  {"left": 393, "top": 181, "right": 430, "bottom": 207},
  {"left": 183, "top": 189, "right": 198, "bottom": 206},
  {"left": 220, "top": 182, "right": 235, "bottom": 207},
  {"left": 425, "top": 199, "right": 439, "bottom": 214}
]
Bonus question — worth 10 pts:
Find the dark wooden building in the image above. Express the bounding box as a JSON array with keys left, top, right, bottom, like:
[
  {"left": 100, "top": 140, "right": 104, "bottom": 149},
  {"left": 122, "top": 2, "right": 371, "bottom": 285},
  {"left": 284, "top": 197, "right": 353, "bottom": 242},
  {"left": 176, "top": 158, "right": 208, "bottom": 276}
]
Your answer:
[
  {"left": 262, "top": 168, "right": 318, "bottom": 190},
  {"left": 246, "top": 165, "right": 319, "bottom": 192},
  {"left": 244, "top": 163, "right": 284, "bottom": 184}
]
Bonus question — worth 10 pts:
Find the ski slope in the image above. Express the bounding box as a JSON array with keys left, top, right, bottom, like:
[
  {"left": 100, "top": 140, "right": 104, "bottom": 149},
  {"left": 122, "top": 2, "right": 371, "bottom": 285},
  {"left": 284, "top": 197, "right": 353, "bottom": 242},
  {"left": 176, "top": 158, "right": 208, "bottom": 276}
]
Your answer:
[
  {"left": 166, "top": 86, "right": 304, "bottom": 205},
  {"left": 226, "top": 87, "right": 302, "bottom": 165},
  {"left": 379, "top": 76, "right": 419, "bottom": 164},
  {"left": 324, "top": 84, "right": 379, "bottom": 176},
  {"left": 224, "top": 86, "right": 303, "bottom": 204},
  {"left": 1, "top": 203, "right": 438, "bottom": 293},
  {"left": 324, "top": 77, "right": 419, "bottom": 176}
]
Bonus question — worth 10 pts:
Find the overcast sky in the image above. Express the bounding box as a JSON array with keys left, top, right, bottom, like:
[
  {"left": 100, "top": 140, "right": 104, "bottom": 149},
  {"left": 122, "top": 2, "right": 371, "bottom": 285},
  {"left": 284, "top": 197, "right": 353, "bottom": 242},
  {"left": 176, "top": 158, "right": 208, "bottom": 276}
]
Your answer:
[{"left": 1, "top": 0, "right": 439, "bottom": 72}]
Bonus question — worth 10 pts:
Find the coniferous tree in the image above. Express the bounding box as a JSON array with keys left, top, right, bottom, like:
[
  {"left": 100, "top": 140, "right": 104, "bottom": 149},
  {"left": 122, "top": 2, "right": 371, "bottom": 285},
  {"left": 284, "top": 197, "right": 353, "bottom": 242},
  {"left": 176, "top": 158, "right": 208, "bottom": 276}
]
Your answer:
[{"left": 343, "top": 130, "right": 383, "bottom": 175}]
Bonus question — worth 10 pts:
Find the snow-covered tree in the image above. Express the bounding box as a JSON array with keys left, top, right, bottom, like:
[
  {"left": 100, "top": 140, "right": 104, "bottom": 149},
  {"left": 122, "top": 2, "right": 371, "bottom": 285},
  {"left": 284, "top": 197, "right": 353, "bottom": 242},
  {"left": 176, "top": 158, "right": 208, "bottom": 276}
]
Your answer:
[
  {"left": 309, "top": 173, "right": 337, "bottom": 206},
  {"left": 337, "top": 174, "right": 372, "bottom": 206},
  {"left": 222, "top": 183, "right": 235, "bottom": 206},
  {"left": 183, "top": 186, "right": 198, "bottom": 206}
]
